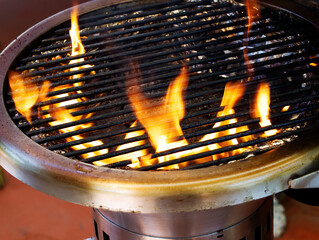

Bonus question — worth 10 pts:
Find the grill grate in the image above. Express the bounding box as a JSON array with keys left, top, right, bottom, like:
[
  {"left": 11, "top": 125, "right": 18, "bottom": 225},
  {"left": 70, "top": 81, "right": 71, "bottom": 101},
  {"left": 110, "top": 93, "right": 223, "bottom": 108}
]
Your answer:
[{"left": 5, "top": 0, "right": 319, "bottom": 170}]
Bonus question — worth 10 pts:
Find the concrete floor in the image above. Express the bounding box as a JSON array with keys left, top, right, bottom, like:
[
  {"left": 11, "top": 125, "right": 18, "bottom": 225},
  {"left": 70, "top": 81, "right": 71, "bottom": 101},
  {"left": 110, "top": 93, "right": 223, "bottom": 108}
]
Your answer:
[{"left": 0, "top": 0, "right": 319, "bottom": 239}]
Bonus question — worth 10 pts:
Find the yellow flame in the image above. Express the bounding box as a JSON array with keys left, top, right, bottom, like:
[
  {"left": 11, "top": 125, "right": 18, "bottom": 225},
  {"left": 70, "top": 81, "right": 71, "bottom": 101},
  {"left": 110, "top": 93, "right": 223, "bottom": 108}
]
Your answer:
[
  {"left": 253, "top": 82, "right": 278, "bottom": 136},
  {"left": 69, "top": 6, "right": 85, "bottom": 57},
  {"left": 94, "top": 121, "right": 148, "bottom": 167},
  {"left": 50, "top": 7, "right": 108, "bottom": 158},
  {"left": 47, "top": 6, "right": 108, "bottom": 160},
  {"left": 8, "top": 71, "right": 50, "bottom": 124},
  {"left": 243, "top": 0, "right": 261, "bottom": 79},
  {"left": 9, "top": 7, "right": 108, "bottom": 162},
  {"left": 49, "top": 107, "right": 108, "bottom": 158},
  {"left": 200, "top": 81, "right": 251, "bottom": 159},
  {"left": 9, "top": 4, "right": 282, "bottom": 169},
  {"left": 282, "top": 105, "right": 290, "bottom": 112},
  {"left": 125, "top": 65, "right": 189, "bottom": 169},
  {"left": 309, "top": 56, "right": 318, "bottom": 67}
]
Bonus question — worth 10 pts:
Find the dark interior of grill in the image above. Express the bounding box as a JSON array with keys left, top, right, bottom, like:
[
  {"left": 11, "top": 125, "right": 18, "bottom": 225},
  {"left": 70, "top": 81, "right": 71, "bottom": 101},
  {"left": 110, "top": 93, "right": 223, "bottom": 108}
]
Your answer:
[{"left": 4, "top": 0, "right": 319, "bottom": 170}]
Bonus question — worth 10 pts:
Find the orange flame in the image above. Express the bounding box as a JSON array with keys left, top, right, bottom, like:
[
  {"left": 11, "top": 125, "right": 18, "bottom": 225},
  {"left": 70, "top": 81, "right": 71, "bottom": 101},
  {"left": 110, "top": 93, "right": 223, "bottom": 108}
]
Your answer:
[
  {"left": 47, "top": 6, "right": 108, "bottom": 161},
  {"left": 8, "top": 71, "right": 50, "bottom": 124},
  {"left": 309, "top": 55, "right": 318, "bottom": 67},
  {"left": 245, "top": 0, "right": 260, "bottom": 31},
  {"left": 9, "top": 7, "right": 108, "bottom": 163},
  {"left": 70, "top": 6, "right": 85, "bottom": 57},
  {"left": 94, "top": 121, "right": 149, "bottom": 167},
  {"left": 243, "top": 0, "right": 261, "bottom": 78},
  {"left": 282, "top": 105, "right": 290, "bottom": 112},
  {"left": 49, "top": 106, "right": 108, "bottom": 158},
  {"left": 253, "top": 82, "right": 278, "bottom": 136},
  {"left": 200, "top": 81, "right": 251, "bottom": 159},
  {"left": 126, "top": 65, "right": 189, "bottom": 169},
  {"left": 9, "top": 4, "right": 282, "bottom": 169}
]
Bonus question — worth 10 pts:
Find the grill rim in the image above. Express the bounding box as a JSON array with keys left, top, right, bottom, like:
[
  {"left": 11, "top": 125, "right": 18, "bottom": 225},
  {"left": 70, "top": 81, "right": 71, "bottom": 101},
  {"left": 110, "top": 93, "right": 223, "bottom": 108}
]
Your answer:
[{"left": 0, "top": 0, "right": 319, "bottom": 213}]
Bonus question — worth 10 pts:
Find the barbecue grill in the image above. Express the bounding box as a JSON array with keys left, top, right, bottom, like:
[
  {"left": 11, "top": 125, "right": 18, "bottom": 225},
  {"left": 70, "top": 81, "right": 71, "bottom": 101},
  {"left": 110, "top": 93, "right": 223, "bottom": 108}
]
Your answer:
[{"left": 0, "top": 0, "right": 319, "bottom": 239}]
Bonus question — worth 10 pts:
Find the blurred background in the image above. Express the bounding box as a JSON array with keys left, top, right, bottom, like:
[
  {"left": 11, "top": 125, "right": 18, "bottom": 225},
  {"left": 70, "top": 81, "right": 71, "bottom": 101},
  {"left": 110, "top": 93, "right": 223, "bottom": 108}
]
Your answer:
[{"left": 0, "top": 0, "right": 318, "bottom": 239}]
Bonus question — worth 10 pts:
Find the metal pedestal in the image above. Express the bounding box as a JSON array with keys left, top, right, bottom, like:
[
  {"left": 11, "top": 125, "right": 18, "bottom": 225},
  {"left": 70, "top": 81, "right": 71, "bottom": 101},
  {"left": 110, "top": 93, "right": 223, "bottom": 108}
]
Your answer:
[{"left": 92, "top": 197, "right": 273, "bottom": 240}]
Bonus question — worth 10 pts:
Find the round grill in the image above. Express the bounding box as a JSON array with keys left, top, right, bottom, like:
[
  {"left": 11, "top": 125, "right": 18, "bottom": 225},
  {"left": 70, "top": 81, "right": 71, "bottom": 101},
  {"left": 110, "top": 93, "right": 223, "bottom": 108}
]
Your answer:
[
  {"left": 0, "top": 0, "right": 319, "bottom": 212},
  {"left": 4, "top": 0, "right": 319, "bottom": 171}
]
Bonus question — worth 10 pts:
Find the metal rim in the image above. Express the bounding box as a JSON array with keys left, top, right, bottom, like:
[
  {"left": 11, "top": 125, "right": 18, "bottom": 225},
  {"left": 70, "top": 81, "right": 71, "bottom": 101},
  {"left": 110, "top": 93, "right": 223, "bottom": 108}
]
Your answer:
[{"left": 0, "top": 0, "right": 319, "bottom": 213}]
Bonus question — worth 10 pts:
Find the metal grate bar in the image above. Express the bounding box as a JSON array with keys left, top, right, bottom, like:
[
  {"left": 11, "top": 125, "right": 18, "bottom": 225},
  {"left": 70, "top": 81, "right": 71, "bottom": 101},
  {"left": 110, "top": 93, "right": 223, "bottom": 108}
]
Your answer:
[
  {"left": 19, "top": 16, "right": 280, "bottom": 65},
  {"left": 42, "top": 98, "right": 319, "bottom": 159},
  {"left": 82, "top": 116, "right": 316, "bottom": 165},
  {"left": 31, "top": 5, "right": 246, "bottom": 54},
  {"left": 17, "top": 18, "right": 283, "bottom": 73},
  {"left": 136, "top": 122, "right": 314, "bottom": 171},
  {"left": 51, "top": 0, "right": 194, "bottom": 34},
  {"left": 11, "top": 55, "right": 318, "bottom": 135},
  {"left": 43, "top": 1, "right": 235, "bottom": 43},
  {"left": 9, "top": 37, "right": 316, "bottom": 113},
  {"left": 5, "top": 0, "right": 319, "bottom": 170},
  {"left": 16, "top": 58, "right": 318, "bottom": 140}
]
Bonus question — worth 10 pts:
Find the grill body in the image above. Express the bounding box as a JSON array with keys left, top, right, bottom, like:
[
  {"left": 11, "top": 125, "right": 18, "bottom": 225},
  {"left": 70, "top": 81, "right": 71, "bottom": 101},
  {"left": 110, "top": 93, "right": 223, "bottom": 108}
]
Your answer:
[
  {"left": 0, "top": 0, "right": 319, "bottom": 215},
  {"left": 93, "top": 197, "right": 272, "bottom": 240}
]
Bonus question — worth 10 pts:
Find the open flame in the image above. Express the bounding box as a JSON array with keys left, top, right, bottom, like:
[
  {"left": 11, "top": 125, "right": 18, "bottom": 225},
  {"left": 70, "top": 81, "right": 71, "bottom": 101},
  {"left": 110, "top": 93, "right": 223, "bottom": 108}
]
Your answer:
[
  {"left": 125, "top": 64, "right": 190, "bottom": 169},
  {"left": 93, "top": 121, "right": 148, "bottom": 167},
  {"left": 8, "top": 71, "right": 50, "bottom": 124},
  {"left": 199, "top": 81, "right": 252, "bottom": 159},
  {"left": 243, "top": 0, "right": 261, "bottom": 78},
  {"left": 9, "top": 6, "right": 108, "bottom": 161},
  {"left": 253, "top": 82, "right": 278, "bottom": 137},
  {"left": 9, "top": 2, "right": 281, "bottom": 170},
  {"left": 47, "top": 6, "right": 108, "bottom": 160}
]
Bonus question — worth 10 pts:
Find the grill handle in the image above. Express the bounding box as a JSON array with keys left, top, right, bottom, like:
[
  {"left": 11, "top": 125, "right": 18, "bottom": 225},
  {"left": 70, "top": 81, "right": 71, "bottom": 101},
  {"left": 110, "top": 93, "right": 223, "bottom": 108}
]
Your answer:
[
  {"left": 285, "top": 171, "right": 319, "bottom": 206},
  {"left": 288, "top": 171, "right": 319, "bottom": 189}
]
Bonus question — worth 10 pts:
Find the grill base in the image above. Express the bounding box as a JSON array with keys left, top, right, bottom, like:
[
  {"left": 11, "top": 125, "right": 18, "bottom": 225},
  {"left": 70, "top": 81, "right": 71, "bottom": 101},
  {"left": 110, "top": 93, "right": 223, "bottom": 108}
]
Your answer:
[{"left": 92, "top": 197, "right": 273, "bottom": 240}]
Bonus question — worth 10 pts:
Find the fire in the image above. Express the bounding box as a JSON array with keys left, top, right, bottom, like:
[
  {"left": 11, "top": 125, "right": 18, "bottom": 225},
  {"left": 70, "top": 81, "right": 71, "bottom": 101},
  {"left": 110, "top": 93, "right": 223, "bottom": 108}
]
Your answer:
[
  {"left": 125, "top": 65, "right": 190, "bottom": 169},
  {"left": 243, "top": 2, "right": 277, "bottom": 137},
  {"left": 122, "top": 71, "right": 253, "bottom": 168},
  {"left": 282, "top": 105, "right": 290, "bottom": 112},
  {"left": 47, "top": 6, "right": 108, "bottom": 161},
  {"left": 310, "top": 55, "right": 318, "bottom": 67},
  {"left": 253, "top": 82, "right": 278, "bottom": 137},
  {"left": 9, "top": 6, "right": 108, "bottom": 161},
  {"left": 199, "top": 81, "right": 251, "bottom": 159},
  {"left": 243, "top": 0, "right": 261, "bottom": 78},
  {"left": 8, "top": 71, "right": 47, "bottom": 124},
  {"left": 69, "top": 6, "right": 85, "bottom": 58},
  {"left": 245, "top": 0, "right": 260, "bottom": 30},
  {"left": 8, "top": 2, "right": 281, "bottom": 170},
  {"left": 48, "top": 106, "right": 108, "bottom": 159},
  {"left": 94, "top": 121, "right": 149, "bottom": 167}
]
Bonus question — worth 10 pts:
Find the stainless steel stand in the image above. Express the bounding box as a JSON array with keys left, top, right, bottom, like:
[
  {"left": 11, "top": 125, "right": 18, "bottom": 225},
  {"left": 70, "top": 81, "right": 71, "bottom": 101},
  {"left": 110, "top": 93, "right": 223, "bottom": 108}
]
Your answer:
[{"left": 92, "top": 197, "right": 273, "bottom": 240}]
